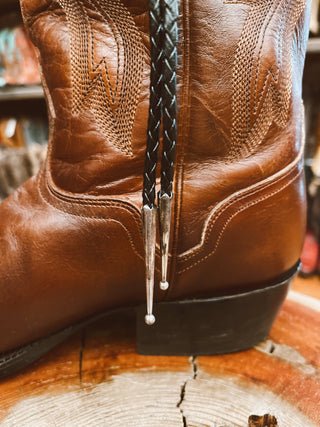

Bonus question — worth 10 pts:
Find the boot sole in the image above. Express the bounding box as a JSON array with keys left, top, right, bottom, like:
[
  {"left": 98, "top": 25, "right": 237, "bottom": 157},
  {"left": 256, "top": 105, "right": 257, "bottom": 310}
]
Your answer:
[{"left": 0, "top": 264, "right": 299, "bottom": 379}]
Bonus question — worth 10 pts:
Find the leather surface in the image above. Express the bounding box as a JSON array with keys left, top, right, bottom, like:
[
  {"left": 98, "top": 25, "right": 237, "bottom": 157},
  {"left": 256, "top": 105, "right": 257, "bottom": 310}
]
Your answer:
[{"left": 0, "top": 0, "right": 310, "bottom": 352}]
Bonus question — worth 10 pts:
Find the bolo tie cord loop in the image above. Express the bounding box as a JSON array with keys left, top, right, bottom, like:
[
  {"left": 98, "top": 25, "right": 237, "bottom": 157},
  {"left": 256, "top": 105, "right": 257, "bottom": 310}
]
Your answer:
[{"left": 142, "top": 0, "right": 178, "bottom": 325}]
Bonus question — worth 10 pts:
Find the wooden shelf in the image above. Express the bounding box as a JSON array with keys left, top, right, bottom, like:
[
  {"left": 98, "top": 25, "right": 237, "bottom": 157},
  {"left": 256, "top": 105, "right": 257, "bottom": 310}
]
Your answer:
[
  {"left": 307, "top": 38, "right": 320, "bottom": 53},
  {"left": 0, "top": 0, "right": 20, "bottom": 11},
  {"left": 0, "top": 85, "right": 44, "bottom": 101},
  {"left": 0, "top": 0, "right": 18, "bottom": 5}
]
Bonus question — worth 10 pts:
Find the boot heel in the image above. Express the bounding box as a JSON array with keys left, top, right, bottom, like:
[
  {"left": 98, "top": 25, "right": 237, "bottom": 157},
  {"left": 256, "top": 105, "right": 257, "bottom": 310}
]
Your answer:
[{"left": 136, "top": 268, "right": 298, "bottom": 355}]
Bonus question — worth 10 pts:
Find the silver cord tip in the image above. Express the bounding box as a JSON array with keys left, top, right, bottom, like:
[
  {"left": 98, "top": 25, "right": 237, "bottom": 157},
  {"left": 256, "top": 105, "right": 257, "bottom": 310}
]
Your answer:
[
  {"left": 145, "top": 314, "right": 156, "bottom": 325},
  {"left": 160, "top": 280, "right": 169, "bottom": 291},
  {"left": 158, "top": 192, "right": 173, "bottom": 291},
  {"left": 142, "top": 205, "right": 157, "bottom": 327}
]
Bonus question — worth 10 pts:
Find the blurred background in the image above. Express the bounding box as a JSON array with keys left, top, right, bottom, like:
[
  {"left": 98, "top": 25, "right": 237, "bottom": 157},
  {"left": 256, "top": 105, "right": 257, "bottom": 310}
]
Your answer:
[
  {"left": 0, "top": 0, "right": 47, "bottom": 202},
  {"left": 0, "top": 0, "right": 319, "bottom": 277}
]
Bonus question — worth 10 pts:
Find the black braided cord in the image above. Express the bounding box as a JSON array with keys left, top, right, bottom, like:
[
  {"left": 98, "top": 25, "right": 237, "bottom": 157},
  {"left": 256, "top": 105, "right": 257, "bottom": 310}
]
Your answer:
[
  {"left": 143, "top": 0, "right": 163, "bottom": 208},
  {"left": 160, "top": 0, "right": 178, "bottom": 197},
  {"left": 143, "top": 0, "right": 178, "bottom": 206}
]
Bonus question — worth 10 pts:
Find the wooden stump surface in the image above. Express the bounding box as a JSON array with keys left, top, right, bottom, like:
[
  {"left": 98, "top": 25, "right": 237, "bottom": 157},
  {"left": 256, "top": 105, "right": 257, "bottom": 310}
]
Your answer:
[{"left": 0, "top": 277, "right": 319, "bottom": 426}]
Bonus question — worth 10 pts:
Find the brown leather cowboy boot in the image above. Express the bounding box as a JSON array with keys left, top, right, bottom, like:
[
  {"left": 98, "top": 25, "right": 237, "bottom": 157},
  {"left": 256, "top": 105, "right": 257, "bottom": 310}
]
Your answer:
[{"left": 0, "top": 0, "right": 311, "bottom": 376}]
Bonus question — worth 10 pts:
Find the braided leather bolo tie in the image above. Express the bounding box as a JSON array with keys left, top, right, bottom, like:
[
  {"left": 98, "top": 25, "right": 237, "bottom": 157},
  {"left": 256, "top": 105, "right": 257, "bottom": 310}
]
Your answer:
[{"left": 142, "top": 0, "right": 178, "bottom": 325}]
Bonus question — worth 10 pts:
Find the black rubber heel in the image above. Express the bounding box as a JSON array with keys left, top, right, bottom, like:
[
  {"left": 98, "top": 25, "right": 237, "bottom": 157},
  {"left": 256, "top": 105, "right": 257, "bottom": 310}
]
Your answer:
[{"left": 136, "top": 270, "right": 297, "bottom": 355}]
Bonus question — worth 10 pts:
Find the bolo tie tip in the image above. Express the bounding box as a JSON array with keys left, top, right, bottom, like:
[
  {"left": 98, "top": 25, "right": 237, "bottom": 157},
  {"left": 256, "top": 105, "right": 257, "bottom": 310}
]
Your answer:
[
  {"left": 160, "top": 280, "right": 169, "bottom": 291},
  {"left": 145, "top": 314, "right": 156, "bottom": 325}
]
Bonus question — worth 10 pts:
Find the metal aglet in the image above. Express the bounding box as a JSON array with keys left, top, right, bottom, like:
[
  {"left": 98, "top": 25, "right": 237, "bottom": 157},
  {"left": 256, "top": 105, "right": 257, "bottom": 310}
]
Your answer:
[
  {"left": 142, "top": 205, "right": 158, "bottom": 325},
  {"left": 158, "top": 192, "right": 173, "bottom": 291}
]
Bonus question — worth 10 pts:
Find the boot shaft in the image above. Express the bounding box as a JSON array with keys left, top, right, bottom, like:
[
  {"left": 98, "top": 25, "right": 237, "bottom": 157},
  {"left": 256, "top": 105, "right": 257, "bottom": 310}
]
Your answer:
[{"left": 21, "top": 0, "right": 310, "bottom": 196}]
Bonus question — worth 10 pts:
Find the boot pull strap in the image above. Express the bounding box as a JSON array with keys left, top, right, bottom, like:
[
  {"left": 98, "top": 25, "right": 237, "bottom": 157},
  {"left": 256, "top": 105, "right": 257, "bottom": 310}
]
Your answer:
[{"left": 142, "top": 0, "right": 178, "bottom": 325}]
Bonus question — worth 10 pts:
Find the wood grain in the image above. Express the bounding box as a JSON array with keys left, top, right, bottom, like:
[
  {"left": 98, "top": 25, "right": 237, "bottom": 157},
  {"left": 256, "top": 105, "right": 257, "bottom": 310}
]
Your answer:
[{"left": 0, "top": 278, "right": 319, "bottom": 426}]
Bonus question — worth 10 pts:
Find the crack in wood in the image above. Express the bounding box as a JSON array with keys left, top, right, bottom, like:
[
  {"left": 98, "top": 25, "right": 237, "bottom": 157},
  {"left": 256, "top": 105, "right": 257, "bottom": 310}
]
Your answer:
[
  {"left": 177, "top": 377, "right": 187, "bottom": 426},
  {"left": 177, "top": 356, "right": 198, "bottom": 427},
  {"left": 256, "top": 339, "right": 320, "bottom": 378},
  {"left": 192, "top": 356, "right": 198, "bottom": 379}
]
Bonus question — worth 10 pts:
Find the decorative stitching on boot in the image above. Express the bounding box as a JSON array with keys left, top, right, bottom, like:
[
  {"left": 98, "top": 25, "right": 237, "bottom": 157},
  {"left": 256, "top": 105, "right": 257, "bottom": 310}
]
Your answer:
[
  {"left": 179, "top": 141, "right": 304, "bottom": 260},
  {"left": 57, "top": 0, "right": 144, "bottom": 156},
  {"left": 41, "top": 171, "right": 142, "bottom": 231},
  {"left": 224, "top": 0, "right": 307, "bottom": 159},
  {"left": 37, "top": 174, "right": 145, "bottom": 262},
  {"left": 178, "top": 166, "right": 303, "bottom": 274}
]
